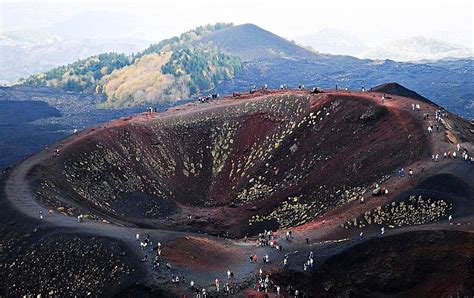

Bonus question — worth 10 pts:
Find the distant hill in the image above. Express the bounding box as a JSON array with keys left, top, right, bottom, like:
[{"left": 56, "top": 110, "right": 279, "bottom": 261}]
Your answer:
[
  {"left": 0, "top": 29, "right": 150, "bottom": 85},
  {"left": 360, "top": 36, "right": 473, "bottom": 62},
  {"left": 21, "top": 23, "right": 242, "bottom": 107},
  {"left": 16, "top": 23, "right": 474, "bottom": 117},
  {"left": 196, "top": 23, "right": 318, "bottom": 61},
  {"left": 371, "top": 82, "right": 433, "bottom": 104}
]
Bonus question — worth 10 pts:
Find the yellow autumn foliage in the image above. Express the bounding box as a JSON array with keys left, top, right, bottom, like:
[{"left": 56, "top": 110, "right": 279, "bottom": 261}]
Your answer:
[{"left": 100, "top": 52, "right": 190, "bottom": 108}]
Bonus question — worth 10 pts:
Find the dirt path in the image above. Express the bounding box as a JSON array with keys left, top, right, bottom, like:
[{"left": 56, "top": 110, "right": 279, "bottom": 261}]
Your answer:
[{"left": 3, "top": 134, "right": 261, "bottom": 291}]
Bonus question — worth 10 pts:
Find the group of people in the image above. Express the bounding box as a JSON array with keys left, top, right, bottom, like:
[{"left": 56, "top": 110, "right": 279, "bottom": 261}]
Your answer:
[
  {"left": 135, "top": 234, "right": 168, "bottom": 275},
  {"left": 207, "top": 270, "right": 238, "bottom": 295},
  {"left": 435, "top": 108, "right": 446, "bottom": 122},
  {"left": 256, "top": 230, "right": 275, "bottom": 247},
  {"left": 303, "top": 251, "right": 314, "bottom": 271},
  {"left": 39, "top": 209, "right": 86, "bottom": 223},
  {"left": 411, "top": 103, "right": 421, "bottom": 111},
  {"left": 243, "top": 229, "right": 311, "bottom": 296},
  {"left": 426, "top": 109, "right": 445, "bottom": 131},
  {"left": 418, "top": 102, "right": 472, "bottom": 164},
  {"left": 136, "top": 233, "right": 156, "bottom": 262},
  {"left": 430, "top": 141, "right": 471, "bottom": 163},
  {"left": 372, "top": 183, "right": 389, "bottom": 196},
  {"left": 254, "top": 273, "right": 272, "bottom": 293},
  {"left": 198, "top": 93, "right": 219, "bottom": 103},
  {"left": 256, "top": 280, "right": 301, "bottom": 297},
  {"left": 455, "top": 143, "right": 473, "bottom": 163},
  {"left": 336, "top": 85, "right": 349, "bottom": 91},
  {"left": 397, "top": 168, "right": 413, "bottom": 178},
  {"left": 226, "top": 82, "right": 326, "bottom": 99},
  {"left": 427, "top": 124, "right": 441, "bottom": 133},
  {"left": 146, "top": 107, "right": 157, "bottom": 113},
  {"left": 248, "top": 84, "right": 270, "bottom": 94}
]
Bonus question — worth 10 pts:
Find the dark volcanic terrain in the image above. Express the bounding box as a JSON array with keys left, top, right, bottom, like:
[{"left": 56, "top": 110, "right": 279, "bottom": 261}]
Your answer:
[
  {"left": 1, "top": 88, "right": 473, "bottom": 296},
  {"left": 0, "top": 86, "right": 193, "bottom": 170}
]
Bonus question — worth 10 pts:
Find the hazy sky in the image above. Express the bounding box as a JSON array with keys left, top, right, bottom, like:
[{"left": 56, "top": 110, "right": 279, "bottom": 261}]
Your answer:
[{"left": 1, "top": 0, "right": 473, "bottom": 47}]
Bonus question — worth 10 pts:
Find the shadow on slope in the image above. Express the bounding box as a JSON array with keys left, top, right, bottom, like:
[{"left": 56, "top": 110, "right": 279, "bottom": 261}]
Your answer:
[{"left": 273, "top": 230, "right": 474, "bottom": 297}]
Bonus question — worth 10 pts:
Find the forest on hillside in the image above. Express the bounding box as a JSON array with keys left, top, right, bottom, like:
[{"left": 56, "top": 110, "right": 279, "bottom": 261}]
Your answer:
[{"left": 21, "top": 23, "right": 241, "bottom": 107}]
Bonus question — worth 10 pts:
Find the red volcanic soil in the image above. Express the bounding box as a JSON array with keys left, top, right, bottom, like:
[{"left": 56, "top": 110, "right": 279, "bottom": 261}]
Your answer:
[
  {"left": 162, "top": 236, "right": 246, "bottom": 271},
  {"left": 23, "top": 89, "right": 469, "bottom": 238}
]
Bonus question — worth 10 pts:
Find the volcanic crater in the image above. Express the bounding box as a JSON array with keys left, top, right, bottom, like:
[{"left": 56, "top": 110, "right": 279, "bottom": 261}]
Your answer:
[
  {"left": 29, "top": 90, "right": 428, "bottom": 236},
  {"left": 3, "top": 85, "right": 474, "bottom": 296}
]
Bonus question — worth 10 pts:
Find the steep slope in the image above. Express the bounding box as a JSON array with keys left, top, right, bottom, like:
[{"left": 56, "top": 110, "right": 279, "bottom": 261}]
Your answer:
[
  {"left": 26, "top": 89, "right": 429, "bottom": 236},
  {"left": 196, "top": 23, "right": 319, "bottom": 61},
  {"left": 274, "top": 230, "right": 474, "bottom": 297},
  {"left": 371, "top": 82, "right": 433, "bottom": 104}
]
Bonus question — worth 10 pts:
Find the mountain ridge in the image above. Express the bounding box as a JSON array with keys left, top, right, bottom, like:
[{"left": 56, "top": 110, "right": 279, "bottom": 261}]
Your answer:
[
  {"left": 196, "top": 23, "right": 319, "bottom": 61},
  {"left": 15, "top": 23, "right": 474, "bottom": 117}
]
